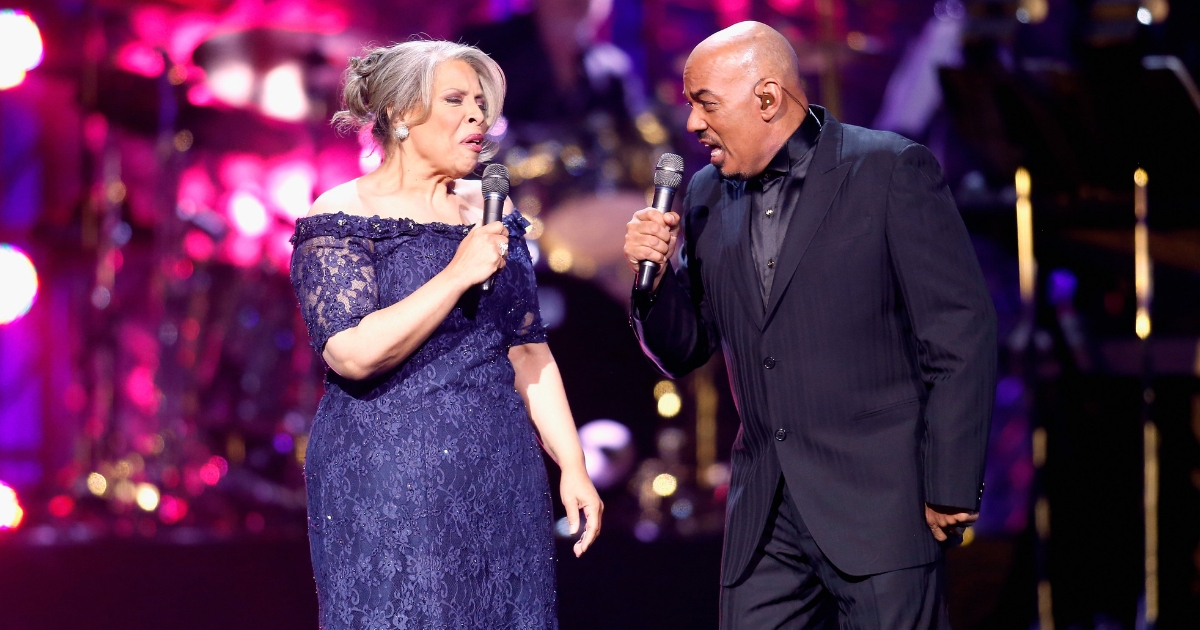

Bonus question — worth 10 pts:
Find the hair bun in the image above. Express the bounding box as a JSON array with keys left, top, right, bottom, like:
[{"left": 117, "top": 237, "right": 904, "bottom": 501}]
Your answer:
[{"left": 350, "top": 51, "right": 384, "bottom": 79}]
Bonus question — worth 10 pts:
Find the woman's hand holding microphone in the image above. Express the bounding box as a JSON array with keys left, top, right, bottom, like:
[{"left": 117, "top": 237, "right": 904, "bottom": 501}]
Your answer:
[{"left": 446, "top": 221, "right": 510, "bottom": 289}]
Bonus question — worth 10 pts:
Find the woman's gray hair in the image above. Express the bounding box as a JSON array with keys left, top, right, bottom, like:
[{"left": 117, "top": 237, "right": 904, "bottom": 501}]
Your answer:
[{"left": 333, "top": 40, "right": 506, "bottom": 161}]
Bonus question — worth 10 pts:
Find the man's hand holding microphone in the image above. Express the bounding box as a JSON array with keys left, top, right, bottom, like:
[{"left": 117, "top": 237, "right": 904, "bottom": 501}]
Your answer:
[{"left": 624, "top": 154, "right": 684, "bottom": 294}]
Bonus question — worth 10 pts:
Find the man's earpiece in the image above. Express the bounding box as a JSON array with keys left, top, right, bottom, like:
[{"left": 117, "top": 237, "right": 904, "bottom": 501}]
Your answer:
[{"left": 758, "top": 93, "right": 773, "bottom": 110}]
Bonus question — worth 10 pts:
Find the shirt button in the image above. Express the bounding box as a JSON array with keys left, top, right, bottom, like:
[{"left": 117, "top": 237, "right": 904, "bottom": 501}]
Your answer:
[
  {"left": 763, "top": 356, "right": 776, "bottom": 369},
  {"left": 775, "top": 428, "right": 787, "bottom": 441},
  {"left": 765, "top": 208, "right": 774, "bottom": 217},
  {"left": 767, "top": 259, "right": 775, "bottom": 268}
]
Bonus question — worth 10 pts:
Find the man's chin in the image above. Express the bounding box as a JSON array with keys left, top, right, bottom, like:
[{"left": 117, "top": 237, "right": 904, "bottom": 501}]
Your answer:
[{"left": 716, "top": 164, "right": 748, "bottom": 181}]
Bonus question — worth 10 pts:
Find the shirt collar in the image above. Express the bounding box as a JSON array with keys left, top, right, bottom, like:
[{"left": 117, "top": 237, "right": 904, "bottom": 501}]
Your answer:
[{"left": 760, "top": 107, "right": 823, "bottom": 180}]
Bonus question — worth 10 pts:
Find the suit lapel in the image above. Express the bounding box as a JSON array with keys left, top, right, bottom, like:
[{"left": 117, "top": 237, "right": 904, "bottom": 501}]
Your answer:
[
  {"left": 721, "top": 180, "right": 765, "bottom": 330},
  {"left": 762, "top": 116, "right": 849, "bottom": 326}
]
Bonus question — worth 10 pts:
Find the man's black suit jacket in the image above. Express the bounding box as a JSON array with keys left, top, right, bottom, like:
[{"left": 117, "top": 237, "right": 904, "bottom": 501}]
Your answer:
[{"left": 632, "top": 107, "right": 997, "bottom": 584}]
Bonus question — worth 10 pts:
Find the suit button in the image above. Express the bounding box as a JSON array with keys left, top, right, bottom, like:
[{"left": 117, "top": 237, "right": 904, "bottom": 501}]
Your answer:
[
  {"left": 763, "top": 357, "right": 776, "bottom": 369},
  {"left": 775, "top": 429, "right": 787, "bottom": 441}
]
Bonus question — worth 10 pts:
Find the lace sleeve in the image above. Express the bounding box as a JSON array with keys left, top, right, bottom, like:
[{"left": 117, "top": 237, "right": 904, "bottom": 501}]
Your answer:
[
  {"left": 289, "top": 234, "right": 378, "bottom": 353},
  {"left": 507, "top": 230, "right": 548, "bottom": 347}
]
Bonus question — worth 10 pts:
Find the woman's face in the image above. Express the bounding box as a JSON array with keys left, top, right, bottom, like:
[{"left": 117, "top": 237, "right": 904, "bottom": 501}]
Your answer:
[{"left": 402, "top": 59, "right": 489, "bottom": 178}]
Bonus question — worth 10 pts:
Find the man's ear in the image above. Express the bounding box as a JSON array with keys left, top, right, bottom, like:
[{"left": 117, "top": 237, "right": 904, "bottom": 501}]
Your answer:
[{"left": 756, "top": 79, "right": 783, "bottom": 121}]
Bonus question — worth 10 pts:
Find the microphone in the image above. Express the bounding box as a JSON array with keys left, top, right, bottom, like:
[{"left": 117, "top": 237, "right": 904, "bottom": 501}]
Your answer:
[
  {"left": 480, "top": 164, "right": 510, "bottom": 292},
  {"left": 635, "top": 153, "right": 684, "bottom": 293}
]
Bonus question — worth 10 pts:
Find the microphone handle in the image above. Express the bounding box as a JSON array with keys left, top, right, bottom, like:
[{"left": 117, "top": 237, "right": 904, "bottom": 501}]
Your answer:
[
  {"left": 635, "top": 185, "right": 676, "bottom": 293},
  {"left": 481, "top": 193, "right": 506, "bottom": 292}
]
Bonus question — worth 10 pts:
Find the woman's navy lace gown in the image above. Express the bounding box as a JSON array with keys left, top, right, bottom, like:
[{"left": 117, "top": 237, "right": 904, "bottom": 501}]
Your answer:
[{"left": 289, "top": 211, "right": 557, "bottom": 630}]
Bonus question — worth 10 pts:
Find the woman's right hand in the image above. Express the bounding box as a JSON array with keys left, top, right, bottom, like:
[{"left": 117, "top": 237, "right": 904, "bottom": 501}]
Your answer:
[{"left": 445, "top": 220, "right": 510, "bottom": 288}]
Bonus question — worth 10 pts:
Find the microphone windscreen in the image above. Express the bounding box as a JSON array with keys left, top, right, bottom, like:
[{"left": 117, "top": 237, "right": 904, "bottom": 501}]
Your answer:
[
  {"left": 481, "top": 164, "right": 510, "bottom": 197},
  {"left": 653, "top": 153, "right": 684, "bottom": 189}
]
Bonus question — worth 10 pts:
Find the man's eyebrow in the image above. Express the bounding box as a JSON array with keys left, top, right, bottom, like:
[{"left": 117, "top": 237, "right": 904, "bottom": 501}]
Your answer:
[{"left": 687, "top": 88, "right": 716, "bottom": 101}]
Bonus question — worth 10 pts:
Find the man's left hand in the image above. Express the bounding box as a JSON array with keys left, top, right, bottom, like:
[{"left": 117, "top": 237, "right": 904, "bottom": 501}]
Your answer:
[{"left": 924, "top": 503, "right": 978, "bottom": 542}]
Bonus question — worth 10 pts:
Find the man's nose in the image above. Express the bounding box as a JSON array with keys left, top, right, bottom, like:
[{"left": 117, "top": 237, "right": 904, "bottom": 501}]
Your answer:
[{"left": 686, "top": 109, "right": 705, "bottom": 134}]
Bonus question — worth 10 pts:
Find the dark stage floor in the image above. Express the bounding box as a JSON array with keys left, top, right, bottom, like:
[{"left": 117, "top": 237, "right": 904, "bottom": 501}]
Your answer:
[{"left": 0, "top": 534, "right": 1016, "bottom": 630}]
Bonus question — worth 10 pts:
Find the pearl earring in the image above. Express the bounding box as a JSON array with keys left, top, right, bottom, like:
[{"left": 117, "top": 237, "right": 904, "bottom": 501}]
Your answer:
[{"left": 393, "top": 124, "right": 409, "bottom": 141}]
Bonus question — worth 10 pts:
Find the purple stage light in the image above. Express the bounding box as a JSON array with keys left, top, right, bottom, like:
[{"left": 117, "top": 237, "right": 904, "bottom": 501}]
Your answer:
[
  {"left": 0, "top": 244, "right": 38, "bottom": 325},
  {"left": 578, "top": 419, "right": 635, "bottom": 490},
  {"left": 0, "top": 10, "right": 43, "bottom": 90}
]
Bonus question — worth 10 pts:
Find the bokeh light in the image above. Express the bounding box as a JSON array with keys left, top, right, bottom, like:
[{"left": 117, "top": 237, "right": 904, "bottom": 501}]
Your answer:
[
  {"left": 208, "top": 61, "right": 255, "bottom": 107},
  {"left": 135, "top": 483, "right": 161, "bottom": 511},
  {"left": 578, "top": 419, "right": 635, "bottom": 489},
  {"left": 0, "top": 244, "right": 38, "bottom": 325},
  {"left": 199, "top": 456, "right": 227, "bottom": 486},
  {"left": 267, "top": 161, "right": 316, "bottom": 220},
  {"left": 260, "top": 63, "right": 309, "bottom": 122},
  {"left": 158, "top": 495, "right": 188, "bottom": 524},
  {"left": 48, "top": 495, "right": 75, "bottom": 518},
  {"left": 651, "top": 473, "right": 678, "bottom": 497},
  {"left": 87, "top": 472, "right": 108, "bottom": 496},
  {"left": 0, "top": 10, "right": 44, "bottom": 90},
  {"left": 656, "top": 392, "right": 682, "bottom": 418},
  {"left": 547, "top": 248, "right": 574, "bottom": 273},
  {"left": 0, "top": 481, "right": 24, "bottom": 530},
  {"left": 229, "top": 190, "right": 269, "bottom": 238},
  {"left": 653, "top": 380, "right": 677, "bottom": 400}
]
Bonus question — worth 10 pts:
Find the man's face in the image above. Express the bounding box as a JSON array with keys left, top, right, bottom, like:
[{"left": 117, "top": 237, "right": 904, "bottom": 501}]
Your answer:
[{"left": 683, "top": 50, "right": 768, "bottom": 180}]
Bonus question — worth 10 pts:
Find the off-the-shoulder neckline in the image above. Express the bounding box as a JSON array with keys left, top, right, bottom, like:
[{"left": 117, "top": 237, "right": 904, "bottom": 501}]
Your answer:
[{"left": 290, "top": 210, "right": 528, "bottom": 245}]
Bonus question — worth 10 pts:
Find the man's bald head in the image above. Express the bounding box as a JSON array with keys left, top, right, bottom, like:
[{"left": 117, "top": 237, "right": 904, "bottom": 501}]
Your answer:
[
  {"left": 690, "top": 21, "right": 801, "bottom": 93},
  {"left": 683, "top": 21, "right": 808, "bottom": 180}
]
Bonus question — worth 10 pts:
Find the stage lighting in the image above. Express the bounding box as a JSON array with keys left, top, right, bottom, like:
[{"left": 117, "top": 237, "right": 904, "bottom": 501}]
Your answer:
[
  {"left": 578, "top": 419, "right": 635, "bottom": 489},
  {"left": 135, "top": 483, "right": 160, "bottom": 511},
  {"left": 651, "top": 473, "right": 678, "bottom": 497},
  {"left": 267, "top": 161, "right": 316, "bottom": 219},
  {"left": 0, "top": 10, "right": 43, "bottom": 91},
  {"left": 0, "top": 244, "right": 38, "bottom": 325},
  {"left": 260, "top": 63, "right": 309, "bottom": 122},
  {"left": 208, "top": 60, "right": 255, "bottom": 107},
  {"left": 0, "top": 481, "right": 24, "bottom": 530},
  {"left": 229, "top": 190, "right": 269, "bottom": 238}
]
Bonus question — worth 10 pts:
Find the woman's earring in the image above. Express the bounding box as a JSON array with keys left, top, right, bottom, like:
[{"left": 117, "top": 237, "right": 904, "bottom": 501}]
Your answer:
[{"left": 393, "top": 124, "right": 409, "bottom": 141}]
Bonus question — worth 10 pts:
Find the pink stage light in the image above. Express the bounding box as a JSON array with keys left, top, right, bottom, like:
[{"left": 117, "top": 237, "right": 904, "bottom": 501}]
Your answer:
[
  {"left": 158, "top": 495, "right": 188, "bottom": 524},
  {"left": 766, "top": 0, "right": 806, "bottom": 14},
  {"left": 115, "top": 41, "right": 166, "bottom": 78},
  {"left": 125, "top": 365, "right": 158, "bottom": 410},
  {"left": 0, "top": 244, "right": 38, "bottom": 325},
  {"left": 198, "top": 462, "right": 221, "bottom": 486},
  {"left": 359, "top": 128, "right": 382, "bottom": 174},
  {"left": 260, "top": 63, "right": 309, "bottom": 122},
  {"left": 267, "top": 161, "right": 316, "bottom": 219},
  {"left": 178, "top": 165, "right": 218, "bottom": 212},
  {"left": 218, "top": 154, "right": 265, "bottom": 190},
  {"left": 183, "top": 229, "right": 216, "bottom": 262},
  {"left": 187, "top": 82, "right": 217, "bottom": 106},
  {"left": 229, "top": 190, "right": 269, "bottom": 237},
  {"left": 267, "top": 226, "right": 296, "bottom": 273},
  {"left": 130, "top": 5, "right": 171, "bottom": 48},
  {"left": 48, "top": 495, "right": 75, "bottom": 518},
  {"left": 0, "top": 10, "right": 43, "bottom": 90},
  {"left": 713, "top": 0, "right": 751, "bottom": 27},
  {"left": 224, "top": 234, "right": 263, "bottom": 267},
  {"left": 0, "top": 481, "right": 23, "bottom": 530},
  {"left": 207, "top": 60, "right": 255, "bottom": 107}
]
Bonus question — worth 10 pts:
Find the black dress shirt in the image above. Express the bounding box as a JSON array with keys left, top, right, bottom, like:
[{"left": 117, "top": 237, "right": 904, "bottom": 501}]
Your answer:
[{"left": 748, "top": 109, "right": 822, "bottom": 308}]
